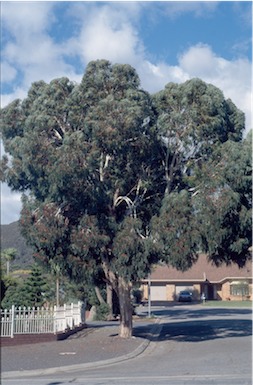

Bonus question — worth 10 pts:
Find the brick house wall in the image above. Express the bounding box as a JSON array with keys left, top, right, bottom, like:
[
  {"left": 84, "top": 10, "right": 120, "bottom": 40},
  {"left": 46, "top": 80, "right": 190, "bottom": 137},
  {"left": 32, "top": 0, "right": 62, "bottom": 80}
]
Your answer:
[
  {"left": 139, "top": 255, "right": 252, "bottom": 303},
  {"left": 166, "top": 284, "right": 175, "bottom": 300},
  {"left": 220, "top": 280, "right": 252, "bottom": 301}
]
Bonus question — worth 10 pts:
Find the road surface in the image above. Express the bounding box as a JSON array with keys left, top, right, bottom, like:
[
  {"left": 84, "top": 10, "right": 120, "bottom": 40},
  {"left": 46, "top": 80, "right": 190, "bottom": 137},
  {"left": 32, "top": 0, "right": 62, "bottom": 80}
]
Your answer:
[{"left": 2, "top": 305, "right": 252, "bottom": 385}]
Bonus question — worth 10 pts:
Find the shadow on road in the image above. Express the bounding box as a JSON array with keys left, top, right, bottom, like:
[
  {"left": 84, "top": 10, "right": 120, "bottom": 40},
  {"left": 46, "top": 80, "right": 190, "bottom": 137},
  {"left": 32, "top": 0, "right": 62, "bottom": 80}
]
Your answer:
[
  {"left": 47, "top": 382, "right": 64, "bottom": 385},
  {"left": 134, "top": 317, "right": 252, "bottom": 343},
  {"left": 84, "top": 307, "right": 252, "bottom": 344},
  {"left": 141, "top": 306, "right": 252, "bottom": 319}
]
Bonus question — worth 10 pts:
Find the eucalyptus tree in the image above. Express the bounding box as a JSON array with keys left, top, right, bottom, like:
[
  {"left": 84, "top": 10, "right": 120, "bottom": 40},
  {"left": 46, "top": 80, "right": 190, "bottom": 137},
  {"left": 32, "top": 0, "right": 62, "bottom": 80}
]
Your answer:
[
  {"left": 1, "top": 61, "right": 161, "bottom": 337},
  {"left": 0, "top": 60, "right": 250, "bottom": 337}
]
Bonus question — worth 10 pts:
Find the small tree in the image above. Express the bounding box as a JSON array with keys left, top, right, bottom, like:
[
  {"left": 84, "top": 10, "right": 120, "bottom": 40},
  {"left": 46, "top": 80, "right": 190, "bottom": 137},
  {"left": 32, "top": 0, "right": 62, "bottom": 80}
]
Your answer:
[
  {"left": 22, "top": 264, "right": 47, "bottom": 307},
  {"left": 1, "top": 248, "right": 17, "bottom": 275},
  {"left": 1, "top": 264, "right": 47, "bottom": 308}
]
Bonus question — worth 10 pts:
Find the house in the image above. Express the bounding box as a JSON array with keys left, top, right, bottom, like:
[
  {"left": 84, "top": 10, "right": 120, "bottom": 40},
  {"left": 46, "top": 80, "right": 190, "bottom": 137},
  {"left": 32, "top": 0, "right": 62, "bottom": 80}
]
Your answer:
[{"left": 140, "top": 254, "right": 252, "bottom": 302}]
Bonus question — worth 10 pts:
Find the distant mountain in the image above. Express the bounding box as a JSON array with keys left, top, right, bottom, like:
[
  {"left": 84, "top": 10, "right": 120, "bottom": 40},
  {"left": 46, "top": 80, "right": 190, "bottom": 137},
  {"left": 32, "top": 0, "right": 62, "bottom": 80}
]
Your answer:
[{"left": 1, "top": 221, "right": 34, "bottom": 269}]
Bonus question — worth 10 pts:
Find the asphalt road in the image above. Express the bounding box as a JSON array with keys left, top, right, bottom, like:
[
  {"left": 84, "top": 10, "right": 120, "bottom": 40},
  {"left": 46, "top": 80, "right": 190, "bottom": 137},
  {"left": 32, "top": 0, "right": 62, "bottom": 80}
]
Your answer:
[{"left": 2, "top": 305, "right": 252, "bottom": 385}]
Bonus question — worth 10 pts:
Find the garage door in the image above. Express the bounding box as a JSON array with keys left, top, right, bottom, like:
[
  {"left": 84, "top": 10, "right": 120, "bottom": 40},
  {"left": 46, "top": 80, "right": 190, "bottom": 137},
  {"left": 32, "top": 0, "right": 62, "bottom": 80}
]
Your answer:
[{"left": 150, "top": 285, "right": 167, "bottom": 301}]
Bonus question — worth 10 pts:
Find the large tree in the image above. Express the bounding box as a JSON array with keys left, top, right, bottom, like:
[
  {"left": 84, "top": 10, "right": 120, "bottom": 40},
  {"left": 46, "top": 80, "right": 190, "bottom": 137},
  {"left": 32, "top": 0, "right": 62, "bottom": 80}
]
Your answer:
[{"left": 1, "top": 60, "right": 250, "bottom": 337}]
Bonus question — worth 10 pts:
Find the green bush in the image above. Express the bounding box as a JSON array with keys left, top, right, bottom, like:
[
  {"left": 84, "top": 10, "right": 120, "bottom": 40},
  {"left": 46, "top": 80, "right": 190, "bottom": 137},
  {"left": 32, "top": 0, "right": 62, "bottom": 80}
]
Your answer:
[
  {"left": 1, "top": 264, "right": 48, "bottom": 309},
  {"left": 95, "top": 303, "right": 110, "bottom": 320},
  {"left": 1, "top": 282, "right": 29, "bottom": 309}
]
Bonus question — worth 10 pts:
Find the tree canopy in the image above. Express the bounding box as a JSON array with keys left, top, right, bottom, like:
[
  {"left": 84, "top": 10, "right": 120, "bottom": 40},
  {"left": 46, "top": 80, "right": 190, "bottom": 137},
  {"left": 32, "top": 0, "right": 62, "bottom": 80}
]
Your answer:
[{"left": 1, "top": 60, "right": 251, "bottom": 337}]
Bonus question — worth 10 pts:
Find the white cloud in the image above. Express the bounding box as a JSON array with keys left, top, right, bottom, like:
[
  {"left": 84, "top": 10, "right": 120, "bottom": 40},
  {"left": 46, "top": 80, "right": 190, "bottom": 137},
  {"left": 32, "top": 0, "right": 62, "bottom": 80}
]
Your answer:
[
  {"left": 1, "top": 88, "right": 27, "bottom": 107},
  {"left": 0, "top": 141, "right": 22, "bottom": 224},
  {"left": 71, "top": 4, "right": 145, "bottom": 68},
  {"left": 1, "top": 141, "right": 22, "bottom": 225},
  {"left": 80, "top": 21, "right": 140, "bottom": 65},
  {"left": 2, "top": 3, "right": 251, "bottom": 131},
  {"left": 177, "top": 44, "right": 252, "bottom": 130},
  {"left": 137, "top": 60, "right": 188, "bottom": 93},
  {"left": 162, "top": 2, "right": 219, "bottom": 19},
  {"left": 179, "top": 44, "right": 219, "bottom": 77},
  {"left": 1, "top": 2, "right": 54, "bottom": 36},
  {"left": 1, "top": 3, "right": 145, "bottom": 106},
  {"left": 134, "top": 43, "right": 252, "bottom": 131},
  {"left": 1, "top": 2, "right": 81, "bottom": 107},
  {"left": 3, "top": 31, "right": 77, "bottom": 85},
  {"left": 69, "top": 6, "right": 252, "bottom": 131},
  {"left": 1, "top": 62, "right": 17, "bottom": 83},
  {"left": 1, "top": 184, "right": 22, "bottom": 225}
]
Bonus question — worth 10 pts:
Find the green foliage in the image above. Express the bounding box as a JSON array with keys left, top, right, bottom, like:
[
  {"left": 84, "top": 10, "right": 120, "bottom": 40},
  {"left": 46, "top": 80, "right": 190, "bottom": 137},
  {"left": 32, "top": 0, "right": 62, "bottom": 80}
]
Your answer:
[
  {"left": 1, "top": 248, "right": 17, "bottom": 261},
  {"left": 1, "top": 280, "right": 27, "bottom": 309},
  {"left": 193, "top": 135, "right": 252, "bottom": 267},
  {"left": 152, "top": 79, "right": 244, "bottom": 195},
  {"left": 94, "top": 303, "right": 110, "bottom": 321},
  {"left": 151, "top": 190, "right": 199, "bottom": 271},
  {"left": 1, "top": 264, "right": 47, "bottom": 308},
  {"left": 22, "top": 264, "right": 47, "bottom": 307},
  {"left": 1, "top": 248, "right": 17, "bottom": 274},
  {"left": 1, "top": 273, "right": 19, "bottom": 302},
  {"left": 112, "top": 217, "right": 159, "bottom": 281}
]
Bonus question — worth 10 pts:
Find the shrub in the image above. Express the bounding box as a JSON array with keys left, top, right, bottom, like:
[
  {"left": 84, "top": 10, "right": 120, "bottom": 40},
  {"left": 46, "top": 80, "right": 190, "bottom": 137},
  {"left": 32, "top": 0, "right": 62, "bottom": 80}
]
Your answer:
[{"left": 95, "top": 303, "right": 110, "bottom": 320}]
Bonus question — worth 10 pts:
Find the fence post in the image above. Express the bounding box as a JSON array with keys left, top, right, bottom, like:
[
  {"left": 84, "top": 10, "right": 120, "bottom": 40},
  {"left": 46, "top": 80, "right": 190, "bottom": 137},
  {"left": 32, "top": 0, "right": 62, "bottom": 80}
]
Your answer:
[{"left": 10, "top": 305, "right": 15, "bottom": 338}]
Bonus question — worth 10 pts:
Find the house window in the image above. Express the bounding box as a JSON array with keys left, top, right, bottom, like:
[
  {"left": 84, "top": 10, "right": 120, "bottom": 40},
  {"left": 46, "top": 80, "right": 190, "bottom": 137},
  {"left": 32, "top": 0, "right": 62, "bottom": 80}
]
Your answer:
[{"left": 230, "top": 281, "right": 249, "bottom": 296}]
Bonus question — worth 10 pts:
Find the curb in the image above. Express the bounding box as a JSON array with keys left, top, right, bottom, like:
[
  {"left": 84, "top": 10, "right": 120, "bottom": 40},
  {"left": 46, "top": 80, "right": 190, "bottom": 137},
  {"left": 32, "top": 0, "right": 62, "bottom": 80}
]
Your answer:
[{"left": 2, "top": 318, "right": 162, "bottom": 379}]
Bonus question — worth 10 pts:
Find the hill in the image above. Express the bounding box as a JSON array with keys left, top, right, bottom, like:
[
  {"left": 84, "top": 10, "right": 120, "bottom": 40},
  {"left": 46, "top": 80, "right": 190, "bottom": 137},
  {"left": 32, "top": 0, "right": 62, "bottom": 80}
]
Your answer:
[{"left": 1, "top": 221, "right": 34, "bottom": 269}]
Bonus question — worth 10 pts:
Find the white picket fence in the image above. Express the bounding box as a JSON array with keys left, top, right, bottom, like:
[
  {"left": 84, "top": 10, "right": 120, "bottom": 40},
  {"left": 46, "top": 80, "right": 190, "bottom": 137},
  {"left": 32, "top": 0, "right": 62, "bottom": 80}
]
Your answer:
[{"left": 1, "top": 302, "right": 86, "bottom": 338}]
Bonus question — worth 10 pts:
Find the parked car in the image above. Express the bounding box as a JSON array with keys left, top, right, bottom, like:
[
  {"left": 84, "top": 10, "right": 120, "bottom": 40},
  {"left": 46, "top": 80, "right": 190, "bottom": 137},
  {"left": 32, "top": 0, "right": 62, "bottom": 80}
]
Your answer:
[{"left": 178, "top": 291, "right": 192, "bottom": 302}]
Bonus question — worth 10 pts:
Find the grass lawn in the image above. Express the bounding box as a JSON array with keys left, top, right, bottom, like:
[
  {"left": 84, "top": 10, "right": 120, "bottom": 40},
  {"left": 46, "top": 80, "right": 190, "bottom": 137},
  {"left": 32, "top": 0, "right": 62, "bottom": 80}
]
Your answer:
[{"left": 202, "top": 300, "right": 252, "bottom": 308}]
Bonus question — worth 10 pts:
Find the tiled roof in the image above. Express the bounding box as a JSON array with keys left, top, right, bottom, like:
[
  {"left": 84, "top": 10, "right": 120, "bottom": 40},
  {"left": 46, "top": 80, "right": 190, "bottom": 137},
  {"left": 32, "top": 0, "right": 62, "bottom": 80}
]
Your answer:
[{"left": 146, "top": 254, "right": 252, "bottom": 283}]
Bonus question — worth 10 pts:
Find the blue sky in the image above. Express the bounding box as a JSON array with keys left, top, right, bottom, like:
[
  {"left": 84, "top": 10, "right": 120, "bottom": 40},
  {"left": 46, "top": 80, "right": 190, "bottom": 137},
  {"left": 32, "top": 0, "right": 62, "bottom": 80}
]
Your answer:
[{"left": 1, "top": 1, "right": 252, "bottom": 225}]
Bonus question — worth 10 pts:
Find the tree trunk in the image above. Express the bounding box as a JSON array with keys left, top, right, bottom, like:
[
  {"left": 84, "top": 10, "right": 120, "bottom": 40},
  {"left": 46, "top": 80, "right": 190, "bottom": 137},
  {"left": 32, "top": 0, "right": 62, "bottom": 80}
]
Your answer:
[
  {"left": 106, "top": 282, "right": 114, "bottom": 320},
  {"left": 102, "top": 262, "right": 132, "bottom": 334},
  {"left": 118, "top": 276, "right": 133, "bottom": 338},
  {"left": 95, "top": 286, "right": 106, "bottom": 305},
  {"left": 56, "top": 276, "right": 60, "bottom": 307}
]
